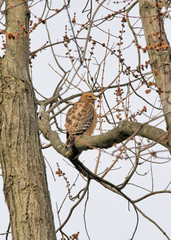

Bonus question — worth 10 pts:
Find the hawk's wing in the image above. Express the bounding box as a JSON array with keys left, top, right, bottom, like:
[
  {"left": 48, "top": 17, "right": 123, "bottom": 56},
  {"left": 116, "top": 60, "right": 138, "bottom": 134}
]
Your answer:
[{"left": 65, "top": 101, "right": 94, "bottom": 136}]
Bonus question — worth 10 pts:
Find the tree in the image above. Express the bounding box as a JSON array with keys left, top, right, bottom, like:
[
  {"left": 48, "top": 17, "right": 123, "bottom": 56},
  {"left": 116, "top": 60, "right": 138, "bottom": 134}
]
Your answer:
[
  {"left": 0, "top": 0, "right": 56, "bottom": 239},
  {"left": 0, "top": 0, "right": 171, "bottom": 239}
]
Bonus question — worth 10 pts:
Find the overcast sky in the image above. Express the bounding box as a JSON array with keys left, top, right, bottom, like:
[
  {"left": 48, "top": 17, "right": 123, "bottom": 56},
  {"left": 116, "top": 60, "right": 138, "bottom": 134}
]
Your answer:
[{"left": 0, "top": 1, "right": 171, "bottom": 239}]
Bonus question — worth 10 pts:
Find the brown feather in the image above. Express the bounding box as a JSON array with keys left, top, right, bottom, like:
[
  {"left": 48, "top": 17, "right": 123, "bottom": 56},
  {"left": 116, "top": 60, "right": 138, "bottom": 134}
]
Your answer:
[{"left": 65, "top": 93, "right": 97, "bottom": 150}]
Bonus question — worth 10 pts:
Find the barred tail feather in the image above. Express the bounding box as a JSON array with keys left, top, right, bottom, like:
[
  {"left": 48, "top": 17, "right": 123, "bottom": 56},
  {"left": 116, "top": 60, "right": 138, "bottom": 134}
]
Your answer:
[{"left": 65, "top": 134, "right": 75, "bottom": 149}]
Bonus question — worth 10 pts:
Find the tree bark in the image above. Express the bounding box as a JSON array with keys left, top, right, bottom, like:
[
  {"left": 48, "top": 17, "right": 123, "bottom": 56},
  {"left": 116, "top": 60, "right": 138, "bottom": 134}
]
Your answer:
[
  {"left": 139, "top": 0, "right": 171, "bottom": 147},
  {"left": 0, "top": 1, "right": 56, "bottom": 239}
]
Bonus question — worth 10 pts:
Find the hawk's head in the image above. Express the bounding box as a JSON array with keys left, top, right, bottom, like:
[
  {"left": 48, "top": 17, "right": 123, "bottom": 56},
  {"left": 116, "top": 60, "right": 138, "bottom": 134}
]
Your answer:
[{"left": 79, "top": 92, "right": 96, "bottom": 104}]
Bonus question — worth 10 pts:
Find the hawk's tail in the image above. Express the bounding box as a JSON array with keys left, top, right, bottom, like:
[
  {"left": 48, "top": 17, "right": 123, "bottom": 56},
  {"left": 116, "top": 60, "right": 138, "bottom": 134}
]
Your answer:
[{"left": 65, "top": 134, "right": 75, "bottom": 150}]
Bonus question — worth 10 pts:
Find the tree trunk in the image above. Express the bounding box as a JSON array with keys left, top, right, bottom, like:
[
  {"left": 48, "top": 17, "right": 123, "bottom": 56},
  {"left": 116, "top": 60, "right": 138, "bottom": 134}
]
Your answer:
[
  {"left": 0, "top": 1, "right": 56, "bottom": 239},
  {"left": 139, "top": 0, "right": 171, "bottom": 147}
]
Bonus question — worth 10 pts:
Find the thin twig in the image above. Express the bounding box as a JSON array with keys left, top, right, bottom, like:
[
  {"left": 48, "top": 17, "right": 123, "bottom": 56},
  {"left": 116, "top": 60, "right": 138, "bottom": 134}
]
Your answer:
[{"left": 56, "top": 179, "right": 90, "bottom": 233}]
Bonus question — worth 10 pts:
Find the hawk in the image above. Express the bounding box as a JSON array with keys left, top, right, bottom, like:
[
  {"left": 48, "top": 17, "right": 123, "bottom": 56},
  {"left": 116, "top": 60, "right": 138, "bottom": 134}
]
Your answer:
[{"left": 65, "top": 92, "right": 97, "bottom": 150}]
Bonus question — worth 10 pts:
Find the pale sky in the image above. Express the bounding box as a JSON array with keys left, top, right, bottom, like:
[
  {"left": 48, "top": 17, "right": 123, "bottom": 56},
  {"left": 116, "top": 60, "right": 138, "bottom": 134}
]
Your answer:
[{"left": 0, "top": 1, "right": 171, "bottom": 240}]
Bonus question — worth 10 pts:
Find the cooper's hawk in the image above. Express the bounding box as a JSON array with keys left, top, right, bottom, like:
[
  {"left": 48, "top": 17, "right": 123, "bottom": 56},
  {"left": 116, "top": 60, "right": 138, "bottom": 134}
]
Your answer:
[{"left": 65, "top": 92, "right": 97, "bottom": 150}]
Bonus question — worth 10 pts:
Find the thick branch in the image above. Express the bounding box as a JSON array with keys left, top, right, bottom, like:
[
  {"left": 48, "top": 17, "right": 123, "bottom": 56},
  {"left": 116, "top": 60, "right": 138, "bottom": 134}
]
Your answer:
[
  {"left": 39, "top": 112, "right": 168, "bottom": 159},
  {"left": 75, "top": 120, "right": 168, "bottom": 150}
]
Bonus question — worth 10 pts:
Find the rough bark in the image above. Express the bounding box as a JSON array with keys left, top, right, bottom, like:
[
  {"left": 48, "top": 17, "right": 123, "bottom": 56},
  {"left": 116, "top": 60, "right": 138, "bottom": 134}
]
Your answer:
[
  {"left": 0, "top": 1, "right": 56, "bottom": 239},
  {"left": 139, "top": 0, "right": 171, "bottom": 147}
]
